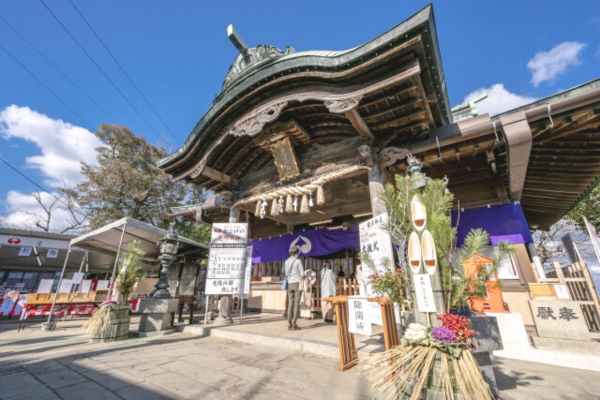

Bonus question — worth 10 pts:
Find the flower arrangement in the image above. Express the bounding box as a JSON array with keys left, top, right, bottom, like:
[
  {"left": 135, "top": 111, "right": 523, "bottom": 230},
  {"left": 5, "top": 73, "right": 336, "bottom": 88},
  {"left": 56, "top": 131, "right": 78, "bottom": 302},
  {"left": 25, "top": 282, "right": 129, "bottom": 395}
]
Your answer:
[{"left": 401, "top": 314, "right": 477, "bottom": 358}]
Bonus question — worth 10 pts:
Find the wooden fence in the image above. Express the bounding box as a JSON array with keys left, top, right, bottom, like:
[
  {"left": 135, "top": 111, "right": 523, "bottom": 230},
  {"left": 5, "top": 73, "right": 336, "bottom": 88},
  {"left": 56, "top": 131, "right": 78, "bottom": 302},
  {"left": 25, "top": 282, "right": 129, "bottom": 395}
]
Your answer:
[{"left": 546, "top": 261, "right": 600, "bottom": 332}]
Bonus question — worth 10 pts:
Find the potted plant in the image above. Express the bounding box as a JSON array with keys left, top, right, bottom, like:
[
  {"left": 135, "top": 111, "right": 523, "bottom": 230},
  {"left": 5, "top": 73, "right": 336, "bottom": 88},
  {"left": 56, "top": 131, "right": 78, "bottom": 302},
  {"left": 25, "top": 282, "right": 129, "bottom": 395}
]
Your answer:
[{"left": 84, "top": 241, "right": 145, "bottom": 343}]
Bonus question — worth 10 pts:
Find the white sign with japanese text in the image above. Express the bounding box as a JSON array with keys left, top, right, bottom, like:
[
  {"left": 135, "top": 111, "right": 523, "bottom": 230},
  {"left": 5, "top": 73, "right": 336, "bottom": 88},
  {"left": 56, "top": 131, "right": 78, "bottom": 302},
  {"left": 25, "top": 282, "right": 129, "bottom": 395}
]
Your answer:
[
  {"left": 97, "top": 280, "right": 110, "bottom": 290},
  {"left": 554, "top": 284, "right": 570, "bottom": 300},
  {"left": 58, "top": 279, "right": 73, "bottom": 293},
  {"left": 80, "top": 280, "right": 93, "bottom": 293},
  {"left": 37, "top": 279, "right": 54, "bottom": 294},
  {"left": 414, "top": 274, "right": 437, "bottom": 312},
  {"left": 46, "top": 249, "right": 59, "bottom": 259},
  {"left": 348, "top": 297, "right": 371, "bottom": 335},
  {"left": 72, "top": 273, "right": 85, "bottom": 285},
  {"left": 205, "top": 223, "right": 249, "bottom": 295},
  {"left": 239, "top": 246, "right": 253, "bottom": 300},
  {"left": 18, "top": 247, "right": 32, "bottom": 257}
]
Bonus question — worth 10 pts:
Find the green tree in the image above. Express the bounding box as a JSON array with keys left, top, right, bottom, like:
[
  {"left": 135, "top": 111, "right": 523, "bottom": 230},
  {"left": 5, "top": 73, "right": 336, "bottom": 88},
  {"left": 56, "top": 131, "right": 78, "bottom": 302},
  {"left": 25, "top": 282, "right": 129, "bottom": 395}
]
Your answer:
[
  {"left": 67, "top": 124, "right": 209, "bottom": 243},
  {"left": 567, "top": 183, "right": 600, "bottom": 232}
]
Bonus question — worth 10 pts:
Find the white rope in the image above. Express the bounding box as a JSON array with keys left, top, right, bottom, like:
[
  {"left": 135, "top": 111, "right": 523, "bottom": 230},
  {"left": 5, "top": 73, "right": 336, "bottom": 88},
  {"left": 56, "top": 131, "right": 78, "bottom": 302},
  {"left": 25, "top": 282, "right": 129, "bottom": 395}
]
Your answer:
[{"left": 233, "top": 165, "right": 369, "bottom": 208}]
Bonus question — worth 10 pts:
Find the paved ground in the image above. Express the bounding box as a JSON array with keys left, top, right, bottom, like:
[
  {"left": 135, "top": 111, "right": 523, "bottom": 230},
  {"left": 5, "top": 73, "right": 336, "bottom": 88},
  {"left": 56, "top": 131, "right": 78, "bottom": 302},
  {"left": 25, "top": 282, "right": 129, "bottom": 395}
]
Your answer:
[{"left": 1, "top": 317, "right": 599, "bottom": 399}]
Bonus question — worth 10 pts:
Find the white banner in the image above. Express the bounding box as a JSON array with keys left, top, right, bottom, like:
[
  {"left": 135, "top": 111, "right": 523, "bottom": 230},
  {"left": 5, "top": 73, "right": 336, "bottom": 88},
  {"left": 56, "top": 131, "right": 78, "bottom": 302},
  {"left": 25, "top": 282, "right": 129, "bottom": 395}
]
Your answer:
[
  {"left": 414, "top": 274, "right": 437, "bottom": 312},
  {"left": 348, "top": 297, "right": 371, "bottom": 335},
  {"left": 0, "top": 235, "right": 70, "bottom": 250},
  {"left": 37, "top": 279, "right": 54, "bottom": 294},
  {"left": 239, "top": 246, "right": 253, "bottom": 300},
  {"left": 584, "top": 217, "right": 600, "bottom": 264},
  {"left": 205, "top": 223, "right": 249, "bottom": 295}
]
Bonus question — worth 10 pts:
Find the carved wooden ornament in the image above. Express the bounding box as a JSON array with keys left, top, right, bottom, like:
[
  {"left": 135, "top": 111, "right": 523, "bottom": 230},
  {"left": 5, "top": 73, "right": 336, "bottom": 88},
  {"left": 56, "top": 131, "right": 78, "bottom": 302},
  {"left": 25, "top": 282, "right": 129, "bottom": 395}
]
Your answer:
[{"left": 271, "top": 136, "right": 301, "bottom": 181}]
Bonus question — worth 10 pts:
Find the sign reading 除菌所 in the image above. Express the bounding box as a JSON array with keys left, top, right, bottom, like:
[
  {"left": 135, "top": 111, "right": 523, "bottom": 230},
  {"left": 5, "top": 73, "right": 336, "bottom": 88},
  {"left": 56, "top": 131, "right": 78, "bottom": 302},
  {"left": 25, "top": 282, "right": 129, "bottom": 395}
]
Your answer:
[
  {"left": 348, "top": 297, "right": 371, "bottom": 335},
  {"left": 205, "top": 223, "right": 249, "bottom": 295}
]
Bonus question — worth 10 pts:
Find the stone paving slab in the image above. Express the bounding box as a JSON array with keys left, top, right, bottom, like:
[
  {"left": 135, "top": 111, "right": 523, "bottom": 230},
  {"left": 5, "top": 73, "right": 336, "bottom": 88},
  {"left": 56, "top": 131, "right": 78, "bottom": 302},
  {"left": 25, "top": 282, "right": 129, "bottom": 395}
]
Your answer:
[{"left": 37, "top": 369, "right": 88, "bottom": 390}]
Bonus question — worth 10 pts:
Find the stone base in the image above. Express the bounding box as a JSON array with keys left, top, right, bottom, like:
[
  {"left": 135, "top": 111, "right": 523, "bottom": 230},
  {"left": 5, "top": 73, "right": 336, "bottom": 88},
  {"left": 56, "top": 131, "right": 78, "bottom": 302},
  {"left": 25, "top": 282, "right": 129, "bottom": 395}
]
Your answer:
[
  {"left": 131, "top": 328, "right": 176, "bottom": 338},
  {"left": 138, "top": 299, "right": 178, "bottom": 333},
  {"left": 531, "top": 335, "right": 600, "bottom": 355},
  {"left": 467, "top": 315, "right": 504, "bottom": 353},
  {"left": 529, "top": 300, "right": 591, "bottom": 341},
  {"left": 486, "top": 312, "right": 531, "bottom": 354},
  {"left": 213, "top": 316, "right": 233, "bottom": 325}
]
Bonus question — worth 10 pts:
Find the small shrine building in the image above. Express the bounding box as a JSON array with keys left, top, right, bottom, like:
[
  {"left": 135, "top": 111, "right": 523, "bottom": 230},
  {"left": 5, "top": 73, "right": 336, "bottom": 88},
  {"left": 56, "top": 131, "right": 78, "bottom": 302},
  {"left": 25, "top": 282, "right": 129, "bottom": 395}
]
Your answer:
[{"left": 159, "top": 5, "right": 600, "bottom": 325}]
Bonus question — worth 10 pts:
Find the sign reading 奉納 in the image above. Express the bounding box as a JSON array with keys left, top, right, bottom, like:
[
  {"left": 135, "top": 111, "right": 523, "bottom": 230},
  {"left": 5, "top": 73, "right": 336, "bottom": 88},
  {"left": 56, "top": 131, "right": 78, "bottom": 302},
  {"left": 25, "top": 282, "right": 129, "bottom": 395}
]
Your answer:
[
  {"left": 205, "top": 223, "right": 249, "bottom": 295},
  {"left": 348, "top": 297, "right": 371, "bottom": 335},
  {"left": 414, "top": 274, "right": 437, "bottom": 312}
]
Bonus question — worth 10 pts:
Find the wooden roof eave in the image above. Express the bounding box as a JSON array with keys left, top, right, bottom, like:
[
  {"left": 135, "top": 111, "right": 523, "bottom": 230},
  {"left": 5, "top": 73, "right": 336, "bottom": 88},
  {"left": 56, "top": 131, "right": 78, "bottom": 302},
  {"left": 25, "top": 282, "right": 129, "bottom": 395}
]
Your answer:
[{"left": 157, "top": 4, "right": 450, "bottom": 173}]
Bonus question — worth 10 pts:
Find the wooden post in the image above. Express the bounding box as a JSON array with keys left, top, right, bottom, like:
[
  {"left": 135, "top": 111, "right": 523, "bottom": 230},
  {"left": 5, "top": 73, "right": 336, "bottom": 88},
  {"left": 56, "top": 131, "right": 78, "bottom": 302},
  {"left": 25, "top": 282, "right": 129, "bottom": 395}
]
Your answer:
[{"left": 326, "top": 295, "right": 358, "bottom": 371}]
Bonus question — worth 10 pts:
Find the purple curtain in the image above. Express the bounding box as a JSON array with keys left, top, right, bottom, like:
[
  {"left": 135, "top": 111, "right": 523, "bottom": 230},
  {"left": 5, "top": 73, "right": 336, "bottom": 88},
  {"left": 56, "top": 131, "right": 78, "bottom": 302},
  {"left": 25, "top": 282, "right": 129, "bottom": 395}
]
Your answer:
[
  {"left": 249, "top": 225, "right": 360, "bottom": 263},
  {"left": 451, "top": 203, "right": 533, "bottom": 247}
]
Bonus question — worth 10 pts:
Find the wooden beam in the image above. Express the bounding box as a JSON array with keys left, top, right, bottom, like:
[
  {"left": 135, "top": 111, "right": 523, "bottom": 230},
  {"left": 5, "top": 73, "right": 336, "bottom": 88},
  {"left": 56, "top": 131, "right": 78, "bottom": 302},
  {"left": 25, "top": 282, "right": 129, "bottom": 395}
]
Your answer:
[
  {"left": 201, "top": 166, "right": 239, "bottom": 187},
  {"left": 344, "top": 109, "right": 374, "bottom": 144}
]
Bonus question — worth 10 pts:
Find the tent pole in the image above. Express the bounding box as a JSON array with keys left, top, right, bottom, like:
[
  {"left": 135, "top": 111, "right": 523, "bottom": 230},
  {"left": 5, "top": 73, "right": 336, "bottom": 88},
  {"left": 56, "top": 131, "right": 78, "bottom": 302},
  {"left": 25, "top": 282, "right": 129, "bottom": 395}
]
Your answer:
[
  {"left": 46, "top": 246, "right": 71, "bottom": 330},
  {"left": 108, "top": 222, "right": 128, "bottom": 299},
  {"left": 78, "top": 250, "right": 88, "bottom": 273}
]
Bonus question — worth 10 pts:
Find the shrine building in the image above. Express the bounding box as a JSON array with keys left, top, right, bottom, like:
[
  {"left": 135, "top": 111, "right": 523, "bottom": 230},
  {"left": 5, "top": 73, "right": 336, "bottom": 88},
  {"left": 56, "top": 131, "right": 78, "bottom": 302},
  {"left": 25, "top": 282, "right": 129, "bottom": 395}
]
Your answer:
[{"left": 159, "top": 5, "right": 600, "bottom": 325}]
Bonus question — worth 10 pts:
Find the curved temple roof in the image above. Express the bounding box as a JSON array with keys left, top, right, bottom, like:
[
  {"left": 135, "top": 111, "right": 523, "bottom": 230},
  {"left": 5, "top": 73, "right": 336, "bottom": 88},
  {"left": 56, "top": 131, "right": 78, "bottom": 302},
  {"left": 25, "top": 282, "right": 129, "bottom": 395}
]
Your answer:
[{"left": 157, "top": 5, "right": 450, "bottom": 173}]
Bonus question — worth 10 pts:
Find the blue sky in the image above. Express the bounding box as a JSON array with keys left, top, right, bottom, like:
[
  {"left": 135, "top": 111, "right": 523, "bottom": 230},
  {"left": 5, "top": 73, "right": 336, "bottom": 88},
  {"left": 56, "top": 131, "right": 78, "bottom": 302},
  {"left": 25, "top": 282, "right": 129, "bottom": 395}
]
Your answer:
[{"left": 0, "top": 0, "right": 599, "bottom": 232}]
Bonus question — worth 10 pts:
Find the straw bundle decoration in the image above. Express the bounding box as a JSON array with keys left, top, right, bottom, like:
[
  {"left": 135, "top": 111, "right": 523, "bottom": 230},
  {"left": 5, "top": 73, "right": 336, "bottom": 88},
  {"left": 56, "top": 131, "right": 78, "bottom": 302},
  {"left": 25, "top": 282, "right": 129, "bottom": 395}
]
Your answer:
[
  {"left": 359, "top": 315, "right": 492, "bottom": 400},
  {"left": 255, "top": 201, "right": 261, "bottom": 216},
  {"left": 359, "top": 345, "right": 491, "bottom": 400},
  {"left": 285, "top": 194, "right": 293, "bottom": 213},
  {"left": 83, "top": 304, "right": 114, "bottom": 335},
  {"left": 300, "top": 195, "right": 310, "bottom": 214},
  {"left": 271, "top": 198, "right": 279, "bottom": 216},
  {"left": 316, "top": 186, "right": 325, "bottom": 205}
]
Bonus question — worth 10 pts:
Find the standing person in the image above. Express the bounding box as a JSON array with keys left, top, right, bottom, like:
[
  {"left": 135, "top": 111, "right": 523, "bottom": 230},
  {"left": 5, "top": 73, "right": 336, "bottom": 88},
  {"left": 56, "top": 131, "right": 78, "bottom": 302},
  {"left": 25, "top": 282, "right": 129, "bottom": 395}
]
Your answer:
[
  {"left": 320, "top": 261, "right": 336, "bottom": 323},
  {"left": 285, "top": 246, "right": 304, "bottom": 330},
  {"left": 300, "top": 269, "right": 317, "bottom": 319}
]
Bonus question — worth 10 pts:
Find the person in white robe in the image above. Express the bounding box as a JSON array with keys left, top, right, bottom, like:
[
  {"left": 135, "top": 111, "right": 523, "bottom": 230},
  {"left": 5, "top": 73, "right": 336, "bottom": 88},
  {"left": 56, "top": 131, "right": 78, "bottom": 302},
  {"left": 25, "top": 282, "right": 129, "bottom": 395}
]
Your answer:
[
  {"left": 300, "top": 269, "right": 316, "bottom": 319},
  {"left": 320, "top": 261, "right": 337, "bottom": 322}
]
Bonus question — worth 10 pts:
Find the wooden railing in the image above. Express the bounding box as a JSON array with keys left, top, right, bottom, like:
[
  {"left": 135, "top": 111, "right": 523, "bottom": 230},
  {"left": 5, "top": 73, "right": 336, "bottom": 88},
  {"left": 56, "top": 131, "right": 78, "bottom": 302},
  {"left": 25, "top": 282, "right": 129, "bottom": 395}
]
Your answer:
[
  {"left": 545, "top": 261, "right": 600, "bottom": 332},
  {"left": 324, "top": 295, "right": 399, "bottom": 371},
  {"left": 312, "top": 277, "right": 360, "bottom": 311}
]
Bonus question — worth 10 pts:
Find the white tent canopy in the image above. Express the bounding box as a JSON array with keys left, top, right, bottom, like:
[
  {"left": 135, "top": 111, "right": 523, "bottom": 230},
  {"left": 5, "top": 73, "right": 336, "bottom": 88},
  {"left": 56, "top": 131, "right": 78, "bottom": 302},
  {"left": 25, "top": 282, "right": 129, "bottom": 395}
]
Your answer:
[{"left": 70, "top": 217, "right": 208, "bottom": 262}]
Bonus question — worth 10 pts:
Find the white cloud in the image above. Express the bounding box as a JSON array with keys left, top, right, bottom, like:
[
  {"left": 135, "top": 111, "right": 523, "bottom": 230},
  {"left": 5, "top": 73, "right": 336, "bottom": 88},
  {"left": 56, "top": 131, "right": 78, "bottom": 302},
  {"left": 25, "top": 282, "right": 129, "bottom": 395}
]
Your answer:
[
  {"left": 462, "top": 84, "right": 537, "bottom": 117},
  {"left": 0, "top": 105, "right": 101, "bottom": 187},
  {"left": 3, "top": 190, "right": 85, "bottom": 234},
  {"left": 0, "top": 106, "right": 98, "bottom": 232},
  {"left": 527, "top": 41, "right": 587, "bottom": 87}
]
